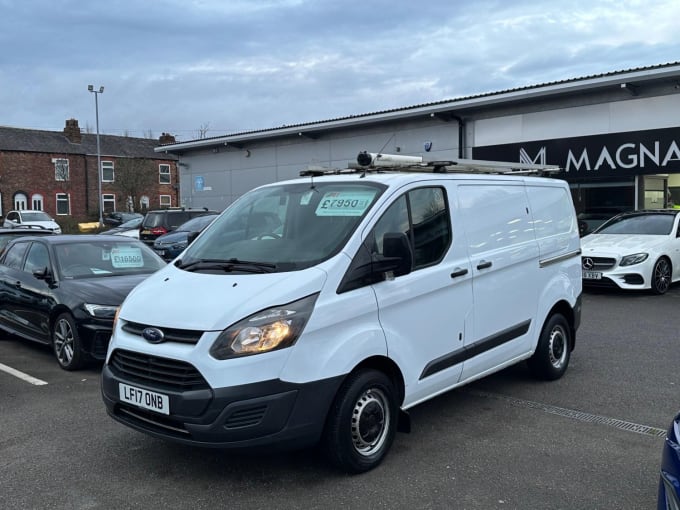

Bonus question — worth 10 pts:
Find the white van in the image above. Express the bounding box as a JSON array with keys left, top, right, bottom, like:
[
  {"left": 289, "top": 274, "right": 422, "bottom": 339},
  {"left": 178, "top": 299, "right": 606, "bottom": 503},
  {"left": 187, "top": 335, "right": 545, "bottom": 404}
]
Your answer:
[{"left": 101, "top": 153, "right": 582, "bottom": 473}]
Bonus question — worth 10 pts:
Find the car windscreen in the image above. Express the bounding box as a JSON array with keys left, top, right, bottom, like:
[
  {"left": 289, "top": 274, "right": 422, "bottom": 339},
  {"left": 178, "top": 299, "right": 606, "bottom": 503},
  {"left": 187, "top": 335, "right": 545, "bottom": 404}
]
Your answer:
[
  {"left": 55, "top": 240, "right": 166, "bottom": 279},
  {"left": 176, "top": 214, "right": 217, "bottom": 232},
  {"left": 179, "top": 181, "right": 386, "bottom": 272},
  {"left": 21, "top": 211, "right": 53, "bottom": 221},
  {"left": 594, "top": 213, "right": 676, "bottom": 235}
]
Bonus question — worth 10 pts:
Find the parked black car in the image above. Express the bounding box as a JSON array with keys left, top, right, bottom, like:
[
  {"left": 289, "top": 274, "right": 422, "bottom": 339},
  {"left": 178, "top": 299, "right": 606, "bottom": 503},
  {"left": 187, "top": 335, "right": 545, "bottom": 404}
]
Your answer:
[
  {"left": 0, "top": 235, "right": 166, "bottom": 370},
  {"left": 0, "top": 225, "right": 58, "bottom": 255},
  {"left": 152, "top": 213, "right": 219, "bottom": 261},
  {"left": 103, "top": 212, "right": 143, "bottom": 227},
  {"left": 139, "top": 207, "right": 218, "bottom": 246}
]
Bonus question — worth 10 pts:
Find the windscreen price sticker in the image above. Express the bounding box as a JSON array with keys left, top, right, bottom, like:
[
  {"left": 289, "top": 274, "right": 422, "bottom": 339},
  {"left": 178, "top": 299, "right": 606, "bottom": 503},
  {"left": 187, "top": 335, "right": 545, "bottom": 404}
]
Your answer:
[
  {"left": 111, "top": 247, "right": 144, "bottom": 268},
  {"left": 316, "top": 191, "right": 376, "bottom": 216}
]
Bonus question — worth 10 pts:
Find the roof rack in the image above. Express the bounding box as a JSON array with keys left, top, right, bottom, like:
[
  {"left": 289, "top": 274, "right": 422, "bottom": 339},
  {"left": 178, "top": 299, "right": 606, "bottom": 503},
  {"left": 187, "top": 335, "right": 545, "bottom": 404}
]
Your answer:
[{"left": 299, "top": 151, "right": 561, "bottom": 177}]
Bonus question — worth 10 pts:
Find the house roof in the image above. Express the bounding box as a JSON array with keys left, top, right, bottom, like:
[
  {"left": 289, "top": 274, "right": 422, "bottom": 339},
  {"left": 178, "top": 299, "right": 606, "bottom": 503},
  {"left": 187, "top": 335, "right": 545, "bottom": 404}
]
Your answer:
[
  {"left": 0, "top": 125, "right": 177, "bottom": 160},
  {"left": 156, "top": 61, "right": 680, "bottom": 153}
]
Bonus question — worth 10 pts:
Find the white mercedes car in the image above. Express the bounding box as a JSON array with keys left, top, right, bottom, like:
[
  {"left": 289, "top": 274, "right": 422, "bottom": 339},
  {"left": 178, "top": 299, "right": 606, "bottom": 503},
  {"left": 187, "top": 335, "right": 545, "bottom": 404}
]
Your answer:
[{"left": 581, "top": 210, "right": 680, "bottom": 294}]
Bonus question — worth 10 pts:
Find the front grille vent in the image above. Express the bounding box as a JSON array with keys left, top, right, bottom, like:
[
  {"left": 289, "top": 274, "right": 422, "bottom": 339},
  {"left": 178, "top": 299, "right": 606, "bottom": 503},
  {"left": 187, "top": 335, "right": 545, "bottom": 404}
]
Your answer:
[
  {"left": 122, "top": 321, "right": 203, "bottom": 344},
  {"left": 225, "top": 405, "right": 268, "bottom": 429},
  {"left": 110, "top": 349, "right": 209, "bottom": 391},
  {"left": 582, "top": 256, "right": 616, "bottom": 270}
]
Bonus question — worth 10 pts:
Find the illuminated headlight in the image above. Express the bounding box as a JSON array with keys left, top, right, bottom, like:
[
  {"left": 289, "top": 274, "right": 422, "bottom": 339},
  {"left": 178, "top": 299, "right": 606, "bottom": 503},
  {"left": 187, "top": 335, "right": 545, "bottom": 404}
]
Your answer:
[
  {"left": 210, "top": 293, "right": 318, "bottom": 360},
  {"left": 620, "top": 253, "right": 648, "bottom": 266},
  {"left": 83, "top": 304, "right": 118, "bottom": 318}
]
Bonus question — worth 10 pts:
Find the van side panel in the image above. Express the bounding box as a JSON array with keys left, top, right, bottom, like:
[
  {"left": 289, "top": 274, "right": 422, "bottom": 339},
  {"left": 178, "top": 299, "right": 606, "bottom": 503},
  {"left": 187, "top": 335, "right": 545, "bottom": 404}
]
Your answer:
[
  {"left": 526, "top": 183, "right": 582, "bottom": 340},
  {"left": 456, "top": 182, "right": 540, "bottom": 381}
]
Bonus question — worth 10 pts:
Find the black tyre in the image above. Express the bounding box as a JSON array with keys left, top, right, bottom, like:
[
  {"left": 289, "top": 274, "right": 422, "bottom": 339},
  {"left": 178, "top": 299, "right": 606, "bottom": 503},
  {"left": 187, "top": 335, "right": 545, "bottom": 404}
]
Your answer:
[
  {"left": 322, "top": 369, "right": 398, "bottom": 474},
  {"left": 52, "top": 313, "right": 85, "bottom": 371},
  {"left": 651, "top": 257, "right": 672, "bottom": 295},
  {"left": 527, "top": 313, "right": 571, "bottom": 381}
]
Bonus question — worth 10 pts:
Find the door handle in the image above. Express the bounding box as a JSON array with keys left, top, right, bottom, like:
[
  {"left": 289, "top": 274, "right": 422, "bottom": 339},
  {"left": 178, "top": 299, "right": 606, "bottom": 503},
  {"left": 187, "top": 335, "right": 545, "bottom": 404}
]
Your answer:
[
  {"left": 477, "top": 260, "right": 492, "bottom": 270},
  {"left": 450, "top": 268, "right": 468, "bottom": 278}
]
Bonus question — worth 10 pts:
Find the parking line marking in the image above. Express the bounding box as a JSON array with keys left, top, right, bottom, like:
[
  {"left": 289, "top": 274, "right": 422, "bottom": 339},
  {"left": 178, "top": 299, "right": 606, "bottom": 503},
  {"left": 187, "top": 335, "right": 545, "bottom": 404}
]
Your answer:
[
  {"left": 0, "top": 363, "right": 48, "bottom": 386},
  {"left": 465, "top": 389, "right": 667, "bottom": 438}
]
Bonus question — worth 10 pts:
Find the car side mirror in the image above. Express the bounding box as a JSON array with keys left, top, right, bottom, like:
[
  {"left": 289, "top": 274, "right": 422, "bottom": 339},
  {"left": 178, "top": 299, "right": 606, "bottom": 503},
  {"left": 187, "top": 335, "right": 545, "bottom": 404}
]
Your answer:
[
  {"left": 187, "top": 231, "right": 200, "bottom": 245},
  {"left": 33, "top": 267, "right": 53, "bottom": 283},
  {"left": 380, "top": 232, "right": 413, "bottom": 277}
]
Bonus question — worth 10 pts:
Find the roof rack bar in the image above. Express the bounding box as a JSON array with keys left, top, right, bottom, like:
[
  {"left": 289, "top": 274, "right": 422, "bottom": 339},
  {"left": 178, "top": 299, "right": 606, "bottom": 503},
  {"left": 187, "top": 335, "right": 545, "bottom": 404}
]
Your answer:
[{"left": 299, "top": 152, "right": 561, "bottom": 177}]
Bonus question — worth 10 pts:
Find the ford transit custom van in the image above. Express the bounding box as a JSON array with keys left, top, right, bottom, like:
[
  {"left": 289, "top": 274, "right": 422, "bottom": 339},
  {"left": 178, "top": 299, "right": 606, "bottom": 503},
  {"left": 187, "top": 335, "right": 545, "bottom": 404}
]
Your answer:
[{"left": 102, "top": 153, "right": 582, "bottom": 473}]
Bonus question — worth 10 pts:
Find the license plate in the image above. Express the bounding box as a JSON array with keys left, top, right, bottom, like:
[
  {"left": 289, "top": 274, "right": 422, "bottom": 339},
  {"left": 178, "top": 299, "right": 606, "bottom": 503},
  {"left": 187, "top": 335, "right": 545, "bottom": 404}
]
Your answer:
[
  {"left": 119, "top": 383, "right": 170, "bottom": 415},
  {"left": 155, "top": 249, "right": 166, "bottom": 256},
  {"left": 582, "top": 271, "right": 602, "bottom": 280},
  {"left": 141, "top": 230, "right": 151, "bottom": 235}
]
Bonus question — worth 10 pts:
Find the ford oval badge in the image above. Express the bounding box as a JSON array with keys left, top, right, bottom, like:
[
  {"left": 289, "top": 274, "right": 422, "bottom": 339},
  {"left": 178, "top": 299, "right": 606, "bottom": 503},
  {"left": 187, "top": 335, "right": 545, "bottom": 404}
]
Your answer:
[{"left": 142, "top": 327, "right": 165, "bottom": 344}]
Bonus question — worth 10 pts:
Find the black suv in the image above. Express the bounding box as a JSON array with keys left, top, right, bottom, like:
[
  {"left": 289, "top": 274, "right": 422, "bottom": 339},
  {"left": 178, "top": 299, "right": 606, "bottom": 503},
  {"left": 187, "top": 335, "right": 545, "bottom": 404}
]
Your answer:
[{"left": 139, "top": 208, "right": 219, "bottom": 246}]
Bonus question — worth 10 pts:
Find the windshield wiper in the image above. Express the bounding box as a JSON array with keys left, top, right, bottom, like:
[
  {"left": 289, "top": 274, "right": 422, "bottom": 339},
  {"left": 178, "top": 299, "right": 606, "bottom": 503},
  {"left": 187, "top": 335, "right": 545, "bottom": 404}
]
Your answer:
[{"left": 176, "top": 258, "right": 277, "bottom": 273}]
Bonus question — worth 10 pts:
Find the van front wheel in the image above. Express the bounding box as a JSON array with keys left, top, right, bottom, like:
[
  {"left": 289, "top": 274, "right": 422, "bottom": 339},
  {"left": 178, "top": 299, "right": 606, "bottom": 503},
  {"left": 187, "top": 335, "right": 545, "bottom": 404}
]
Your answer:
[
  {"left": 322, "top": 369, "right": 398, "bottom": 473},
  {"left": 527, "top": 313, "right": 571, "bottom": 381}
]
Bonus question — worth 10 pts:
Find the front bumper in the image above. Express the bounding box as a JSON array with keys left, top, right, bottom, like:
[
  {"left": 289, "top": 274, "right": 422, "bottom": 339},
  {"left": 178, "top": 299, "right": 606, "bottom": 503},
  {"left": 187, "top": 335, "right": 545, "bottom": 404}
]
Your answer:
[
  {"left": 101, "top": 351, "right": 344, "bottom": 451},
  {"left": 582, "top": 256, "right": 653, "bottom": 290},
  {"left": 658, "top": 414, "right": 680, "bottom": 510}
]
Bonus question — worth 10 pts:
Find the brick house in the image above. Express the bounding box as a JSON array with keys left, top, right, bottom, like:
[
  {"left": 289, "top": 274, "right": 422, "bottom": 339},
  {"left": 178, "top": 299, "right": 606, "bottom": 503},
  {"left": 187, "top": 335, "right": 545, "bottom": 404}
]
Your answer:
[{"left": 0, "top": 119, "right": 179, "bottom": 229}]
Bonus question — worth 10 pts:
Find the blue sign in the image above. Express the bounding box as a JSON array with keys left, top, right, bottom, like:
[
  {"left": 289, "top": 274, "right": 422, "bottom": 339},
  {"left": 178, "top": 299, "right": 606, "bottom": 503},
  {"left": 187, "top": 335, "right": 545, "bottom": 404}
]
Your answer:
[{"left": 194, "top": 176, "right": 204, "bottom": 192}]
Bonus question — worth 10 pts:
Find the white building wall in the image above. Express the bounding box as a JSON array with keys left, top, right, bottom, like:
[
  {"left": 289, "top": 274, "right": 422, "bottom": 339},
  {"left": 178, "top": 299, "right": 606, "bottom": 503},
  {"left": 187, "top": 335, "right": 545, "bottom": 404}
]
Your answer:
[
  {"left": 179, "top": 119, "right": 461, "bottom": 211},
  {"left": 472, "top": 94, "right": 680, "bottom": 147}
]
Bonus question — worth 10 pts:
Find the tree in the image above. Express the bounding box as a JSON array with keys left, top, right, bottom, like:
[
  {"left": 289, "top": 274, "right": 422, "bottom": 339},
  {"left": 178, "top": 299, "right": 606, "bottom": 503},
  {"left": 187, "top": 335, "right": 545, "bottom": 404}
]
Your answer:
[{"left": 112, "top": 158, "right": 156, "bottom": 212}]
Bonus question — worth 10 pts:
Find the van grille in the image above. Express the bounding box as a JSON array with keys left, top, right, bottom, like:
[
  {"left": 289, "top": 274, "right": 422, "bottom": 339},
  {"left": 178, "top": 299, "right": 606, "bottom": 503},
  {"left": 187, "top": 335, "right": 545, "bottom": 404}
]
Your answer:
[
  {"left": 122, "top": 321, "right": 203, "bottom": 344},
  {"left": 110, "top": 349, "right": 209, "bottom": 391}
]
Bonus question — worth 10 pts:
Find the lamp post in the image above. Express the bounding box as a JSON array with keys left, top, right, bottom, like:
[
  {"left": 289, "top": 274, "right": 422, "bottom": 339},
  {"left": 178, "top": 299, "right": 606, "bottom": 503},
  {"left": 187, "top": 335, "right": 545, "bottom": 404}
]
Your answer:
[{"left": 88, "top": 85, "right": 105, "bottom": 227}]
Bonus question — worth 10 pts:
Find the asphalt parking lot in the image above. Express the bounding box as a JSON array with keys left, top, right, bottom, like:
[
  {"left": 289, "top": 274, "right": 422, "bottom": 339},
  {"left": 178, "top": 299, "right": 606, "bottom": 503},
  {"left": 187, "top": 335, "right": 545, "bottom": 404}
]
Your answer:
[{"left": 2, "top": 285, "right": 679, "bottom": 510}]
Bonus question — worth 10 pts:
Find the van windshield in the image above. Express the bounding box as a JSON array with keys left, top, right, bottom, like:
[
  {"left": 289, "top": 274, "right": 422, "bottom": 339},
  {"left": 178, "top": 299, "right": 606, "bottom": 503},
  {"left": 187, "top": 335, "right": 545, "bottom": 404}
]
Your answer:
[{"left": 178, "top": 181, "right": 385, "bottom": 272}]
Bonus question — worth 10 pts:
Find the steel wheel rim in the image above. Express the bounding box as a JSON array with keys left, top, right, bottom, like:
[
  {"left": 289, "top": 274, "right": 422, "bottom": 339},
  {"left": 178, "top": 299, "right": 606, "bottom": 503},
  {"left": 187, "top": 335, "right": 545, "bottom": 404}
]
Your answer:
[
  {"left": 654, "top": 260, "right": 670, "bottom": 293},
  {"left": 351, "top": 387, "right": 391, "bottom": 457},
  {"left": 548, "top": 325, "right": 568, "bottom": 368},
  {"left": 54, "top": 319, "right": 74, "bottom": 366}
]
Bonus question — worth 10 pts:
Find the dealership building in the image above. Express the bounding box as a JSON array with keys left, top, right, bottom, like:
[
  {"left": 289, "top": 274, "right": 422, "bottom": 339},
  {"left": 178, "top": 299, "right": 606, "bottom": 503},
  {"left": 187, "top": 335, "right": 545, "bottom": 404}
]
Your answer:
[{"left": 156, "top": 62, "right": 680, "bottom": 214}]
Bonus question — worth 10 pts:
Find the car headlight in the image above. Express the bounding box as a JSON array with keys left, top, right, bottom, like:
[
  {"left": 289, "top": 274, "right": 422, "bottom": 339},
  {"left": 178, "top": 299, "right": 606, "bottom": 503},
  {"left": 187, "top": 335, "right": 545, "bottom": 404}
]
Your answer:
[
  {"left": 171, "top": 241, "right": 188, "bottom": 250},
  {"left": 620, "top": 253, "right": 648, "bottom": 266},
  {"left": 84, "top": 304, "right": 118, "bottom": 318},
  {"left": 209, "top": 293, "right": 318, "bottom": 360}
]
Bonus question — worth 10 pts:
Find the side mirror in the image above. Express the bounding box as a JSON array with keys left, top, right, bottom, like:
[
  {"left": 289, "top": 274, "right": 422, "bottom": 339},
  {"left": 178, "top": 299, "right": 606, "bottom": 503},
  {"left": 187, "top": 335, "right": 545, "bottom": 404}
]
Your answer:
[
  {"left": 33, "top": 267, "right": 53, "bottom": 283},
  {"left": 379, "top": 232, "right": 413, "bottom": 277},
  {"left": 187, "top": 231, "right": 200, "bottom": 245}
]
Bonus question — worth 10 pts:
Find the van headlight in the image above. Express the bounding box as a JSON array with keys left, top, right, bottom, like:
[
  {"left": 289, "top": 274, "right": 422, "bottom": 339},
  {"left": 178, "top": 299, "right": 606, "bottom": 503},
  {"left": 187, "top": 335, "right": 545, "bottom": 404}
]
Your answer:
[
  {"left": 620, "top": 253, "right": 648, "bottom": 266},
  {"left": 209, "top": 293, "right": 318, "bottom": 359}
]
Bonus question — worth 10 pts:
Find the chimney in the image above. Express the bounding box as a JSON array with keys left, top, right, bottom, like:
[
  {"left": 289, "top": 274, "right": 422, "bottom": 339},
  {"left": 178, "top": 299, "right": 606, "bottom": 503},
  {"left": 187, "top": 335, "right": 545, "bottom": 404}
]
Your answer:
[
  {"left": 63, "top": 118, "right": 82, "bottom": 144},
  {"left": 159, "top": 132, "right": 176, "bottom": 145}
]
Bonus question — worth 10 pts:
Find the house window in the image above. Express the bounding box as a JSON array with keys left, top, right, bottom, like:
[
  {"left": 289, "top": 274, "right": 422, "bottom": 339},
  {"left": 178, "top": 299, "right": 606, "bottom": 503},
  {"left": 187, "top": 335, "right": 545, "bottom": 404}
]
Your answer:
[
  {"left": 32, "top": 194, "right": 44, "bottom": 211},
  {"left": 102, "top": 161, "right": 114, "bottom": 182},
  {"left": 103, "top": 194, "right": 116, "bottom": 213},
  {"left": 13, "top": 192, "right": 28, "bottom": 210},
  {"left": 54, "top": 158, "right": 69, "bottom": 181},
  {"left": 140, "top": 195, "right": 150, "bottom": 211},
  {"left": 159, "top": 195, "right": 172, "bottom": 207},
  {"left": 56, "top": 193, "right": 70, "bottom": 215},
  {"left": 159, "top": 164, "right": 171, "bottom": 184}
]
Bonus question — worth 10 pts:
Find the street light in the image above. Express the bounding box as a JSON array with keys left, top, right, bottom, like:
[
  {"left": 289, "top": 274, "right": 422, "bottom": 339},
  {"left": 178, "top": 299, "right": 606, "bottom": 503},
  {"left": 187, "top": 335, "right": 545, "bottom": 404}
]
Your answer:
[{"left": 88, "top": 85, "right": 105, "bottom": 227}]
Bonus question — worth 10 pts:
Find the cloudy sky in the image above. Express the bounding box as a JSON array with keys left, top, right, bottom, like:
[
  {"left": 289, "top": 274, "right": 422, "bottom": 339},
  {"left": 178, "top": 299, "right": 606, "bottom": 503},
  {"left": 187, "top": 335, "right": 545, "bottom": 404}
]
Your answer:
[{"left": 2, "top": 0, "right": 679, "bottom": 142}]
